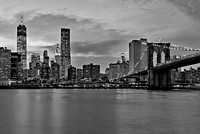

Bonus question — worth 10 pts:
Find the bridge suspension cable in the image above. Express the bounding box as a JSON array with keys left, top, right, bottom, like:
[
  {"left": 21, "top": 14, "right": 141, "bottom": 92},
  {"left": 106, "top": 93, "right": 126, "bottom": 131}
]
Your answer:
[
  {"left": 127, "top": 48, "right": 148, "bottom": 75},
  {"left": 140, "top": 40, "right": 200, "bottom": 51},
  {"left": 151, "top": 43, "right": 200, "bottom": 51},
  {"left": 127, "top": 41, "right": 200, "bottom": 76},
  {"left": 170, "top": 44, "right": 200, "bottom": 51},
  {"left": 134, "top": 48, "right": 147, "bottom": 68}
]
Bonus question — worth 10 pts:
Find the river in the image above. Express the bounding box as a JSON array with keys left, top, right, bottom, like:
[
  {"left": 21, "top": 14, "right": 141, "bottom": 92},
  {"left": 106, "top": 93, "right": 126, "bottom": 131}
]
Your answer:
[{"left": 0, "top": 89, "right": 200, "bottom": 134}]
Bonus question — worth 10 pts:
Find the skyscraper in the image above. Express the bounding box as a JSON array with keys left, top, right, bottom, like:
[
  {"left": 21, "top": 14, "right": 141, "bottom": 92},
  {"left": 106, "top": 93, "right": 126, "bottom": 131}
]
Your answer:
[
  {"left": 129, "top": 38, "right": 147, "bottom": 73},
  {"left": 41, "top": 62, "right": 50, "bottom": 80},
  {"left": 0, "top": 47, "right": 11, "bottom": 85},
  {"left": 55, "top": 44, "right": 61, "bottom": 65},
  {"left": 68, "top": 65, "right": 76, "bottom": 82},
  {"left": 83, "top": 63, "right": 100, "bottom": 80},
  {"left": 55, "top": 44, "right": 61, "bottom": 79},
  {"left": 51, "top": 60, "right": 60, "bottom": 82},
  {"left": 60, "top": 28, "right": 71, "bottom": 80},
  {"left": 11, "top": 52, "right": 21, "bottom": 81},
  {"left": 41, "top": 50, "right": 50, "bottom": 79},
  {"left": 43, "top": 50, "right": 49, "bottom": 66},
  {"left": 30, "top": 53, "right": 40, "bottom": 69},
  {"left": 28, "top": 53, "right": 40, "bottom": 78},
  {"left": 17, "top": 16, "right": 27, "bottom": 70},
  {"left": 76, "top": 68, "right": 83, "bottom": 82}
]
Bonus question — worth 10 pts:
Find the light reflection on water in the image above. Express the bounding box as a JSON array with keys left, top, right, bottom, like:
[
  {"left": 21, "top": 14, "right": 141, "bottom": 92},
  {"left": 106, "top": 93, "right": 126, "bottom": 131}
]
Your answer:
[{"left": 0, "top": 89, "right": 200, "bottom": 134}]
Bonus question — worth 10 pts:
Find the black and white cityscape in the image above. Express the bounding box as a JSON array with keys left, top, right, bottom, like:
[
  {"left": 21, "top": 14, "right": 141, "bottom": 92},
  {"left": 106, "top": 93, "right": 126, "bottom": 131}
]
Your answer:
[
  {"left": 0, "top": 0, "right": 200, "bottom": 134},
  {"left": 1, "top": 15, "right": 200, "bottom": 89}
]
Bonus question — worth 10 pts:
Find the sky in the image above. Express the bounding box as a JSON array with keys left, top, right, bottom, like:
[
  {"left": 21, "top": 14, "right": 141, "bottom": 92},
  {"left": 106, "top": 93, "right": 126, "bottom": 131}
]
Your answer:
[{"left": 0, "top": 0, "right": 200, "bottom": 72}]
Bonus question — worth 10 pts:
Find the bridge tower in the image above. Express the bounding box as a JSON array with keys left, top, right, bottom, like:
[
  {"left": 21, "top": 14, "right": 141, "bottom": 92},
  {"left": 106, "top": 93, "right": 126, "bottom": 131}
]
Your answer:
[{"left": 147, "top": 42, "right": 171, "bottom": 89}]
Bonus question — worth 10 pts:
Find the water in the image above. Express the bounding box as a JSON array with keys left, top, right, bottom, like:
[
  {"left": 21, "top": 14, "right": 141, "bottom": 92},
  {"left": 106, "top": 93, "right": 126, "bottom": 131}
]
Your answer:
[{"left": 0, "top": 89, "right": 200, "bottom": 134}]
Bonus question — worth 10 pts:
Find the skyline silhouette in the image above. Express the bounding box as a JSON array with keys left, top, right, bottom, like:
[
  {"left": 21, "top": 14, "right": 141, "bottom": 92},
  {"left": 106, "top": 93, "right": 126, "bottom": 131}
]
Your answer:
[{"left": 0, "top": 0, "right": 199, "bottom": 72}]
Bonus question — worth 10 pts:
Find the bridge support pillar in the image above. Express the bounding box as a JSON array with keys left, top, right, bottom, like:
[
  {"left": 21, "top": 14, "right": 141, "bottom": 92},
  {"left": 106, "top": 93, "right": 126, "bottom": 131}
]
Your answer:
[
  {"left": 146, "top": 42, "right": 171, "bottom": 90},
  {"left": 147, "top": 70, "right": 171, "bottom": 90},
  {"left": 155, "top": 72, "right": 159, "bottom": 87},
  {"left": 162, "top": 70, "right": 171, "bottom": 89},
  {"left": 147, "top": 69, "right": 155, "bottom": 89}
]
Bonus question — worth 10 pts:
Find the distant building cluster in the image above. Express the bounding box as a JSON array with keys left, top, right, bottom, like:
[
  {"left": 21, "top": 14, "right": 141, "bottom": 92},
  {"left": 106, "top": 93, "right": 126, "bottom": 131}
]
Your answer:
[
  {"left": 0, "top": 17, "right": 101, "bottom": 85},
  {"left": 171, "top": 55, "right": 200, "bottom": 83},
  {"left": 171, "top": 67, "right": 200, "bottom": 83},
  {"left": 105, "top": 53, "right": 129, "bottom": 80}
]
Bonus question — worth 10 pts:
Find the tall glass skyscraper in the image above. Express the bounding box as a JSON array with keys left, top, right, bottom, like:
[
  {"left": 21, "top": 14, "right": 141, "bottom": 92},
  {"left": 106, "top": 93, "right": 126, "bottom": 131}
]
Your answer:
[
  {"left": 129, "top": 38, "right": 147, "bottom": 73},
  {"left": 17, "top": 16, "right": 27, "bottom": 70},
  {"left": 61, "top": 28, "right": 71, "bottom": 79}
]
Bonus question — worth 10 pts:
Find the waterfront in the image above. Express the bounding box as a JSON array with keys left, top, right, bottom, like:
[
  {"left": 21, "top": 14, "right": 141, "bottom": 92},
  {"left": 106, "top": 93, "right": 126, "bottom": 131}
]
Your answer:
[{"left": 0, "top": 89, "right": 200, "bottom": 134}]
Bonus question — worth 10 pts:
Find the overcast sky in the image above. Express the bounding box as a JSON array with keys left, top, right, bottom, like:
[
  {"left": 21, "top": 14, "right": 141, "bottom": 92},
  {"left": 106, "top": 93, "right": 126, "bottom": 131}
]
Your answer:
[{"left": 0, "top": 0, "right": 200, "bottom": 72}]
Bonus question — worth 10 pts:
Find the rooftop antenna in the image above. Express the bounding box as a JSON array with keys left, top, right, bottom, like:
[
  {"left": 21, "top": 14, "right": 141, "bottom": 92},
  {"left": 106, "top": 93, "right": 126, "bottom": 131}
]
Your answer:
[
  {"left": 55, "top": 43, "right": 61, "bottom": 55},
  {"left": 158, "top": 38, "right": 162, "bottom": 43},
  {"left": 121, "top": 49, "right": 124, "bottom": 57},
  {"left": 121, "top": 49, "right": 126, "bottom": 62},
  {"left": 20, "top": 15, "right": 23, "bottom": 25}
]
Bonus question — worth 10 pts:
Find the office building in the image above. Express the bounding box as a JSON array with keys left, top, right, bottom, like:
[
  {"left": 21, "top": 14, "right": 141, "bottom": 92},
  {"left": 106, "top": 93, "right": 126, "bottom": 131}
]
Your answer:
[
  {"left": 55, "top": 44, "right": 61, "bottom": 65},
  {"left": 129, "top": 38, "right": 147, "bottom": 73},
  {"left": 55, "top": 44, "right": 61, "bottom": 78},
  {"left": 43, "top": 50, "right": 49, "bottom": 66},
  {"left": 83, "top": 63, "right": 100, "bottom": 80},
  {"left": 77, "top": 68, "right": 83, "bottom": 82},
  {"left": 0, "top": 47, "right": 11, "bottom": 84},
  {"left": 34, "top": 63, "right": 41, "bottom": 79},
  {"left": 68, "top": 65, "right": 76, "bottom": 82},
  {"left": 41, "top": 63, "right": 50, "bottom": 80},
  {"left": 11, "top": 52, "right": 21, "bottom": 81},
  {"left": 30, "top": 53, "right": 40, "bottom": 68},
  {"left": 41, "top": 50, "right": 50, "bottom": 79},
  {"left": 108, "top": 53, "right": 129, "bottom": 80},
  {"left": 29, "top": 53, "right": 40, "bottom": 78},
  {"left": 61, "top": 28, "right": 71, "bottom": 79},
  {"left": 51, "top": 60, "right": 60, "bottom": 82}
]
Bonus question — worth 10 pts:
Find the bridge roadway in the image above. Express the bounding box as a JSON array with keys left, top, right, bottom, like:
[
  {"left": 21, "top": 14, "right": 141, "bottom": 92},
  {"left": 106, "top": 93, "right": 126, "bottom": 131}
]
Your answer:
[
  {"left": 155, "top": 52, "right": 200, "bottom": 71},
  {"left": 129, "top": 52, "right": 200, "bottom": 76}
]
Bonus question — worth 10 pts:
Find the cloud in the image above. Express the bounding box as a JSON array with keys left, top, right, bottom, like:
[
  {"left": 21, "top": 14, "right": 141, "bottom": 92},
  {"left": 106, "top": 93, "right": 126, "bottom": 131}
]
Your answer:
[
  {"left": 16, "top": 11, "right": 133, "bottom": 61},
  {"left": 0, "top": 9, "right": 132, "bottom": 46},
  {"left": 0, "top": 9, "right": 133, "bottom": 72},
  {"left": 12, "top": 12, "right": 130, "bottom": 45},
  {"left": 0, "top": 19, "right": 16, "bottom": 40},
  {"left": 72, "top": 40, "right": 125, "bottom": 56},
  {"left": 166, "top": 0, "right": 200, "bottom": 22},
  {"left": 37, "top": 39, "right": 126, "bottom": 57}
]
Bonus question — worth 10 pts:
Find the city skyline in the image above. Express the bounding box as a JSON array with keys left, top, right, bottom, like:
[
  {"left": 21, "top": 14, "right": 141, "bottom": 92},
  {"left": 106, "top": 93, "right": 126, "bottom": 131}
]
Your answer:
[{"left": 0, "top": 0, "right": 200, "bottom": 72}]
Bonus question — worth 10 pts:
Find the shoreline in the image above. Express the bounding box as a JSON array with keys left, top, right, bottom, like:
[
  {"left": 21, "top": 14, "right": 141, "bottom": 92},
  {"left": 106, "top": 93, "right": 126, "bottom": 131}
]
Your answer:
[{"left": 0, "top": 85, "right": 200, "bottom": 90}]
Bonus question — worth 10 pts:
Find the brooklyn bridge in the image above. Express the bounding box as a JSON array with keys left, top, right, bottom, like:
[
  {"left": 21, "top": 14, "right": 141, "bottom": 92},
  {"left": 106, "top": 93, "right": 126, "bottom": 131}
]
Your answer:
[{"left": 126, "top": 40, "right": 200, "bottom": 90}]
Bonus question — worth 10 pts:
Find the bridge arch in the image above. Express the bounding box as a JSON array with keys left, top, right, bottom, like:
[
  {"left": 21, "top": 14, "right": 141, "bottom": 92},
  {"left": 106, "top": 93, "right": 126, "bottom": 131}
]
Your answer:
[
  {"left": 153, "top": 51, "right": 158, "bottom": 66},
  {"left": 161, "top": 51, "right": 166, "bottom": 63},
  {"left": 147, "top": 42, "right": 171, "bottom": 89},
  {"left": 148, "top": 43, "right": 170, "bottom": 69}
]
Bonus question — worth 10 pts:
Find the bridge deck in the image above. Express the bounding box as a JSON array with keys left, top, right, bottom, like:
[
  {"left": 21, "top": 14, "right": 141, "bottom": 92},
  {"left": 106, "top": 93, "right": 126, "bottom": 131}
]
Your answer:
[{"left": 128, "top": 52, "right": 200, "bottom": 76}]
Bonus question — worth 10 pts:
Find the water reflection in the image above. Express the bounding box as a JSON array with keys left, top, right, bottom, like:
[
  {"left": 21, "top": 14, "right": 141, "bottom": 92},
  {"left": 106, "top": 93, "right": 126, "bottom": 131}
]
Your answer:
[{"left": 0, "top": 89, "right": 199, "bottom": 134}]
